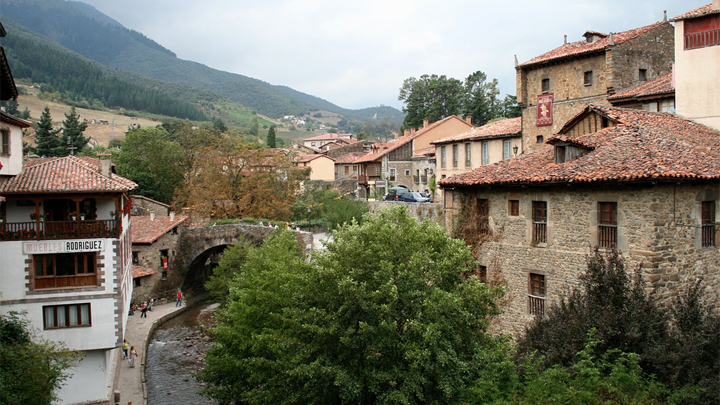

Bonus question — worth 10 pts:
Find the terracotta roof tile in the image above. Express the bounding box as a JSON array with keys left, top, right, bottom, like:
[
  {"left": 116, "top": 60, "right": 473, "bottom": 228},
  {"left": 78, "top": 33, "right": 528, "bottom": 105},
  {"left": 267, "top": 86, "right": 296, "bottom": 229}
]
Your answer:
[
  {"left": 334, "top": 152, "right": 366, "bottom": 164},
  {"left": 432, "top": 117, "right": 522, "bottom": 145},
  {"left": 518, "top": 21, "right": 669, "bottom": 68},
  {"left": 672, "top": 4, "right": 718, "bottom": 21},
  {"left": 609, "top": 72, "right": 674, "bottom": 102},
  {"left": 132, "top": 265, "right": 158, "bottom": 278},
  {"left": 293, "top": 153, "right": 335, "bottom": 163},
  {"left": 131, "top": 214, "right": 189, "bottom": 244},
  {"left": 0, "top": 156, "right": 136, "bottom": 194},
  {"left": 302, "top": 133, "right": 354, "bottom": 141},
  {"left": 440, "top": 105, "right": 720, "bottom": 188}
]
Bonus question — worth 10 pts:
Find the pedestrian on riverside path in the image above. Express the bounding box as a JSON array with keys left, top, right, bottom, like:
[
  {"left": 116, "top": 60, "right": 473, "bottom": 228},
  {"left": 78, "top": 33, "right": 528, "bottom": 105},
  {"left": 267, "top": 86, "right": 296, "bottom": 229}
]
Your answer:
[
  {"left": 140, "top": 302, "right": 147, "bottom": 318},
  {"left": 176, "top": 290, "right": 183, "bottom": 307},
  {"left": 128, "top": 346, "right": 138, "bottom": 368},
  {"left": 122, "top": 339, "right": 129, "bottom": 359}
]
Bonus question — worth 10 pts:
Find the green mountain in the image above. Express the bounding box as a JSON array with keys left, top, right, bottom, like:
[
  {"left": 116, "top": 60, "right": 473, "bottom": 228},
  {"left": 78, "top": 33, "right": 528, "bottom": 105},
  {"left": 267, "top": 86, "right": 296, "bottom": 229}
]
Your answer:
[{"left": 0, "top": 0, "right": 404, "bottom": 125}]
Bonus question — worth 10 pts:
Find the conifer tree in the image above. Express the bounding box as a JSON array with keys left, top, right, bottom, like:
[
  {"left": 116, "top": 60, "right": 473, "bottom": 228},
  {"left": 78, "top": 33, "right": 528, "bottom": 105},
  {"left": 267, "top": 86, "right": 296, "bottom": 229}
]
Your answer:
[
  {"left": 266, "top": 125, "right": 276, "bottom": 148},
  {"left": 59, "top": 107, "right": 88, "bottom": 156},
  {"left": 33, "top": 106, "right": 62, "bottom": 157}
]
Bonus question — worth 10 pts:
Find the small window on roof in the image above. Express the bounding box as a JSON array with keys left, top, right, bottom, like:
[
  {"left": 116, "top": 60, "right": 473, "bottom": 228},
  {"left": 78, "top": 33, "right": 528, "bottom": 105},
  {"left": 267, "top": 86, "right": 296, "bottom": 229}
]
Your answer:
[{"left": 555, "top": 145, "right": 567, "bottom": 164}]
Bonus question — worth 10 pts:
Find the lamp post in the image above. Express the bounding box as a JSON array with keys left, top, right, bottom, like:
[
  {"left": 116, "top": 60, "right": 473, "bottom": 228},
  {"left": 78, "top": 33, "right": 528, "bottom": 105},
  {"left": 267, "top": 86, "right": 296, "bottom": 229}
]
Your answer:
[
  {"left": 307, "top": 206, "right": 312, "bottom": 233},
  {"left": 513, "top": 145, "right": 519, "bottom": 156}
]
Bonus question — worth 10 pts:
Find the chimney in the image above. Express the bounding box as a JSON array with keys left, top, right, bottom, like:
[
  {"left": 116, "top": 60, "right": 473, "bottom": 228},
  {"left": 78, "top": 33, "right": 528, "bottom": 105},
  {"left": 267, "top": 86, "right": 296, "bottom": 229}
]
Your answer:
[
  {"left": 714, "top": 0, "right": 719, "bottom": 11},
  {"left": 663, "top": 10, "right": 667, "bottom": 22},
  {"left": 423, "top": 119, "right": 429, "bottom": 128},
  {"left": 403, "top": 129, "right": 409, "bottom": 137},
  {"left": 563, "top": 34, "right": 567, "bottom": 45},
  {"left": 170, "top": 211, "right": 175, "bottom": 221},
  {"left": 150, "top": 212, "right": 156, "bottom": 221},
  {"left": 98, "top": 153, "right": 112, "bottom": 177},
  {"left": 514, "top": 54, "right": 518, "bottom": 67},
  {"left": 608, "top": 33, "right": 614, "bottom": 46},
  {"left": 465, "top": 116, "right": 473, "bottom": 125}
]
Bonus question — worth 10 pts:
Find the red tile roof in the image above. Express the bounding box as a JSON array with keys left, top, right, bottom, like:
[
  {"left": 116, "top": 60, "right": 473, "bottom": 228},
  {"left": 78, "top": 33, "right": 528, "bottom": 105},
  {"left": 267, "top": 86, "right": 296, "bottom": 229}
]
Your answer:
[
  {"left": 672, "top": 4, "right": 718, "bottom": 21},
  {"left": 334, "top": 152, "right": 366, "bottom": 164},
  {"left": 131, "top": 214, "right": 189, "bottom": 244},
  {"left": 440, "top": 105, "right": 720, "bottom": 188},
  {"left": 293, "top": 153, "right": 335, "bottom": 163},
  {"left": 0, "top": 110, "right": 31, "bottom": 127},
  {"left": 0, "top": 156, "right": 136, "bottom": 194},
  {"left": 303, "top": 133, "right": 353, "bottom": 141},
  {"left": 609, "top": 72, "right": 674, "bottom": 102},
  {"left": 132, "top": 265, "right": 158, "bottom": 278},
  {"left": 518, "top": 21, "right": 669, "bottom": 68},
  {"left": 432, "top": 117, "right": 522, "bottom": 145}
]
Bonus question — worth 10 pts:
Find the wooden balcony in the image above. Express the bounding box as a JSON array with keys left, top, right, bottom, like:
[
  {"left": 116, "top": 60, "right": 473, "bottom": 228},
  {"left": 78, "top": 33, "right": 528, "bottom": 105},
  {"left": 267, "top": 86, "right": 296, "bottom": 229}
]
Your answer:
[
  {"left": 528, "top": 294, "right": 545, "bottom": 317},
  {"left": 701, "top": 224, "right": 716, "bottom": 248},
  {"left": 0, "top": 219, "right": 120, "bottom": 241},
  {"left": 598, "top": 224, "right": 617, "bottom": 249},
  {"left": 532, "top": 222, "right": 547, "bottom": 244}
]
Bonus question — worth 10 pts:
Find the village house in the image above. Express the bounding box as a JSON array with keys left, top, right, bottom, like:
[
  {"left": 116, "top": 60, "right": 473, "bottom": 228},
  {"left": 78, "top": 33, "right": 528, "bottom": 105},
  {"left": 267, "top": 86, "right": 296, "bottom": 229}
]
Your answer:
[
  {"left": 672, "top": 1, "right": 720, "bottom": 130},
  {"left": 440, "top": 105, "right": 720, "bottom": 336},
  {"left": 293, "top": 153, "right": 336, "bottom": 181},
  {"left": 516, "top": 17, "right": 674, "bottom": 153},
  {"left": 301, "top": 132, "right": 353, "bottom": 149},
  {"left": 607, "top": 71, "right": 675, "bottom": 111},
  {"left": 355, "top": 116, "right": 472, "bottom": 199},
  {"left": 431, "top": 117, "right": 522, "bottom": 202}
]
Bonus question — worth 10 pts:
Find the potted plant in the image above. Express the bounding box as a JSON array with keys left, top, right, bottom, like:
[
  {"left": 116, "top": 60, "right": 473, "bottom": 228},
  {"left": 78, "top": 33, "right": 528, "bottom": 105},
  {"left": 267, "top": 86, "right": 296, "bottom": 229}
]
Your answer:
[
  {"left": 69, "top": 211, "right": 78, "bottom": 221},
  {"left": 80, "top": 213, "right": 86, "bottom": 221},
  {"left": 29, "top": 211, "right": 41, "bottom": 221}
]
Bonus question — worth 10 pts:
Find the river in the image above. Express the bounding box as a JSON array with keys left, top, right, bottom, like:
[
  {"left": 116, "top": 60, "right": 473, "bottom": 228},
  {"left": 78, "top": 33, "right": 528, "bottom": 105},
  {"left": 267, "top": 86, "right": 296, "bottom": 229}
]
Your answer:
[{"left": 146, "top": 302, "right": 218, "bottom": 405}]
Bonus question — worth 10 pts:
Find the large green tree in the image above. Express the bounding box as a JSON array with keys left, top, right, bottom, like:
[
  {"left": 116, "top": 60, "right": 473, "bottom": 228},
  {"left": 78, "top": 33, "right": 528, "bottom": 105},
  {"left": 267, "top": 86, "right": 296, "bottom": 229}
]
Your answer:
[
  {"left": 115, "top": 127, "right": 185, "bottom": 203},
  {"left": 32, "top": 106, "right": 62, "bottom": 157},
  {"left": 0, "top": 312, "right": 78, "bottom": 405},
  {"left": 199, "top": 206, "right": 506, "bottom": 404},
  {"left": 59, "top": 106, "right": 89, "bottom": 156}
]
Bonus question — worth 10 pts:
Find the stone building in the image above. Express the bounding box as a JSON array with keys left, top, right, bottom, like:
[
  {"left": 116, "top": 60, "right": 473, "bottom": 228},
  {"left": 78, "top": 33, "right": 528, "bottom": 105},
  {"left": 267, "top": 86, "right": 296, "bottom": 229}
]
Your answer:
[
  {"left": 672, "top": 1, "right": 720, "bottom": 130},
  {"left": 432, "top": 117, "right": 522, "bottom": 202},
  {"left": 130, "top": 211, "right": 188, "bottom": 303},
  {"left": 608, "top": 71, "right": 675, "bottom": 112},
  {"left": 439, "top": 105, "right": 720, "bottom": 336},
  {"left": 516, "top": 19, "right": 674, "bottom": 153}
]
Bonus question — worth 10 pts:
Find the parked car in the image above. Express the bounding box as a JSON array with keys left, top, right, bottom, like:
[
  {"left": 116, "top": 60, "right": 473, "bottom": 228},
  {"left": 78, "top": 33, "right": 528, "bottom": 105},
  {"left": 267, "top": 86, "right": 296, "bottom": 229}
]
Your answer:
[
  {"left": 384, "top": 186, "right": 412, "bottom": 201},
  {"left": 399, "top": 192, "right": 432, "bottom": 203}
]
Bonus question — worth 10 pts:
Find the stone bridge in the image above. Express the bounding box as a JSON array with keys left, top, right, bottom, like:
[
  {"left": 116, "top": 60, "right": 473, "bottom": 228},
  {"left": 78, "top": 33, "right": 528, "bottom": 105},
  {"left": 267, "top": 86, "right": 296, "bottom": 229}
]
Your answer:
[{"left": 171, "top": 223, "right": 314, "bottom": 293}]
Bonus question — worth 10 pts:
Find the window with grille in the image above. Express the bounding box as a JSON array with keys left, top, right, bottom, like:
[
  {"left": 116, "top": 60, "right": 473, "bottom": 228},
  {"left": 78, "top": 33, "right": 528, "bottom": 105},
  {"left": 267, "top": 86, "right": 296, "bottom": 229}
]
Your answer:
[
  {"left": 532, "top": 201, "right": 547, "bottom": 243},
  {"left": 477, "top": 199, "right": 489, "bottom": 235},
  {"left": 702, "top": 201, "right": 716, "bottom": 248},
  {"left": 528, "top": 273, "right": 546, "bottom": 316},
  {"left": 598, "top": 202, "right": 618, "bottom": 248}
]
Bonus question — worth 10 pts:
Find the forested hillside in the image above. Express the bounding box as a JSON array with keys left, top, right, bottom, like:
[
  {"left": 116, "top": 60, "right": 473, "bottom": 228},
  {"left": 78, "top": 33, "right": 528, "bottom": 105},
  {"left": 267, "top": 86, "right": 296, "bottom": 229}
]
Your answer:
[
  {"left": 1, "top": 19, "right": 208, "bottom": 121},
  {"left": 0, "top": 0, "right": 404, "bottom": 125}
]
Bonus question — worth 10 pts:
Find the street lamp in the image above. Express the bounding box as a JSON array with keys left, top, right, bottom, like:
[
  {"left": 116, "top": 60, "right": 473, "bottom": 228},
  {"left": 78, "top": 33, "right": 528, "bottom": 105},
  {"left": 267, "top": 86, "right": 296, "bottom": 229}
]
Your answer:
[
  {"left": 513, "top": 145, "right": 519, "bottom": 156},
  {"left": 307, "top": 206, "right": 312, "bottom": 233}
]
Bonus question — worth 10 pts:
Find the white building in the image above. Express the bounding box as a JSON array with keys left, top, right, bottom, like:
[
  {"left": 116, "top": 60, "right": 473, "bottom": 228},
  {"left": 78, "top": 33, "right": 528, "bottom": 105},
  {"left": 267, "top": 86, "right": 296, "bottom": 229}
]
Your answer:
[{"left": 0, "top": 151, "right": 136, "bottom": 403}]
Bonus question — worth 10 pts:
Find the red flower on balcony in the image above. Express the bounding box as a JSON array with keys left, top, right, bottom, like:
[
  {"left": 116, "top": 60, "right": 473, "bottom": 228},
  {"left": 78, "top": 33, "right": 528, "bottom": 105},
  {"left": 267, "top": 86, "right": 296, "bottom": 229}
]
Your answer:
[{"left": 29, "top": 211, "right": 41, "bottom": 220}]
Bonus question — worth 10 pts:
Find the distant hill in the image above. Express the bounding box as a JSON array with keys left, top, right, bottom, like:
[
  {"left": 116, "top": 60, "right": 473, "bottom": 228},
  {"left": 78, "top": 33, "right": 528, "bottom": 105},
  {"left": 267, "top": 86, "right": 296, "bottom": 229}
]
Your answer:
[{"left": 0, "top": 0, "right": 404, "bottom": 125}]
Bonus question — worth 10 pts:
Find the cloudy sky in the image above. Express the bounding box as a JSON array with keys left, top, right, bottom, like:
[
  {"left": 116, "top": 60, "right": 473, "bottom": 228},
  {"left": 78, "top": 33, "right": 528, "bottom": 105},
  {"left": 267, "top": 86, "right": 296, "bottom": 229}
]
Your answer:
[{"left": 79, "top": 0, "right": 707, "bottom": 110}]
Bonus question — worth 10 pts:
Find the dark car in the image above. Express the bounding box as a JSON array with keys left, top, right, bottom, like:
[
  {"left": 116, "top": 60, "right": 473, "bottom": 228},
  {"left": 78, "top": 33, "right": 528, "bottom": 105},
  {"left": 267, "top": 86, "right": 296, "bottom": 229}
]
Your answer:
[
  {"left": 398, "top": 192, "right": 431, "bottom": 203},
  {"left": 384, "top": 186, "right": 411, "bottom": 201}
]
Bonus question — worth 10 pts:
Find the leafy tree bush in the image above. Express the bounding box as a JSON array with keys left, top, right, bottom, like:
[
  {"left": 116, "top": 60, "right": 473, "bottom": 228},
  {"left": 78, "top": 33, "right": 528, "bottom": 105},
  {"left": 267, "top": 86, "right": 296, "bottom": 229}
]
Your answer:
[
  {"left": 198, "top": 206, "right": 506, "bottom": 404},
  {"left": 0, "top": 312, "right": 78, "bottom": 405}
]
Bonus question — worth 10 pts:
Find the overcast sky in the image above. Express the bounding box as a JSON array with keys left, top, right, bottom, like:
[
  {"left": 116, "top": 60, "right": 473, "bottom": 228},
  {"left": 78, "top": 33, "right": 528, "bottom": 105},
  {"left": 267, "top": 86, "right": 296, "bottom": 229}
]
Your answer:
[{"left": 79, "top": 0, "right": 708, "bottom": 111}]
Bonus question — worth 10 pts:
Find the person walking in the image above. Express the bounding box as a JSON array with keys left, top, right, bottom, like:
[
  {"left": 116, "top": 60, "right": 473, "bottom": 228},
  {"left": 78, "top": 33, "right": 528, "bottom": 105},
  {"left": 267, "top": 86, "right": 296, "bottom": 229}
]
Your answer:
[
  {"left": 176, "top": 290, "right": 183, "bottom": 307},
  {"left": 128, "top": 346, "right": 138, "bottom": 368},
  {"left": 122, "top": 339, "right": 129, "bottom": 359},
  {"left": 140, "top": 302, "right": 148, "bottom": 318}
]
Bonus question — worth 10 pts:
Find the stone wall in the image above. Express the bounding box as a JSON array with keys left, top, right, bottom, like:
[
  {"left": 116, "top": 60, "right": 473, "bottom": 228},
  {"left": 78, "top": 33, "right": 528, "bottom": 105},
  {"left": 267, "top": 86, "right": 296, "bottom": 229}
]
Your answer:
[
  {"left": 370, "top": 201, "right": 444, "bottom": 226},
  {"left": 446, "top": 182, "right": 720, "bottom": 337}
]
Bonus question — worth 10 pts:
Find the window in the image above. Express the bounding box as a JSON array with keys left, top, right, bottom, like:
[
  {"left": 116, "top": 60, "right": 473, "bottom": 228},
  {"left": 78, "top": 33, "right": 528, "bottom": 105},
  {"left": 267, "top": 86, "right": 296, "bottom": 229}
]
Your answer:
[
  {"left": 509, "top": 200, "right": 519, "bottom": 216},
  {"left": 43, "top": 303, "right": 91, "bottom": 329},
  {"left": 440, "top": 146, "right": 446, "bottom": 168},
  {"left": 541, "top": 78, "right": 550, "bottom": 93},
  {"left": 344, "top": 166, "right": 349, "bottom": 174},
  {"left": 477, "top": 198, "right": 489, "bottom": 235},
  {"left": 388, "top": 168, "right": 396, "bottom": 182},
  {"left": 503, "top": 140, "right": 511, "bottom": 160},
  {"left": 34, "top": 253, "right": 97, "bottom": 289},
  {"left": 132, "top": 251, "right": 139, "bottom": 265},
  {"left": 536, "top": 135, "right": 544, "bottom": 144},
  {"left": 134, "top": 277, "right": 141, "bottom": 287},
  {"left": 0, "top": 130, "right": 9, "bottom": 156},
  {"left": 481, "top": 141, "right": 489, "bottom": 166},
  {"left": 528, "top": 273, "right": 546, "bottom": 316},
  {"left": 352, "top": 165, "right": 357, "bottom": 172},
  {"left": 639, "top": 68, "right": 647, "bottom": 82},
  {"left": 464, "top": 265, "right": 487, "bottom": 283},
  {"left": 404, "top": 170, "right": 410, "bottom": 176},
  {"left": 702, "top": 201, "right": 716, "bottom": 248},
  {"left": 598, "top": 202, "right": 617, "bottom": 248},
  {"left": 465, "top": 143, "right": 471, "bottom": 166},
  {"left": 555, "top": 145, "right": 567, "bottom": 163},
  {"left": 584, "top": 71, "right": 593, "bottom": 86},
  {"left": 452, "top": 144, "right": 458, "bottom": 167},
  {"left": 532, "top": 201, "right": 547, "bottom": 244}
]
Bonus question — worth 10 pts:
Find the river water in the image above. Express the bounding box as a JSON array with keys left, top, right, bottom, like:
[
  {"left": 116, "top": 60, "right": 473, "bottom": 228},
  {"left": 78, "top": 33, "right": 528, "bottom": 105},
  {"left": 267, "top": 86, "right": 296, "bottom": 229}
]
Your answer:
[{"left": 146, "top": 302, "right": 218, "bottom": 405}]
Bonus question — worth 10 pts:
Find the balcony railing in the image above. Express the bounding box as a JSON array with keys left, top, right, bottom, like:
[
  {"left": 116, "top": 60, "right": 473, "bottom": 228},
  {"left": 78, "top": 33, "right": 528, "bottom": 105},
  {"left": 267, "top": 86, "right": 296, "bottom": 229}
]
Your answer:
[
  {"left": 701, "top": 224, "right": 716, "bottom": 248},
  {"left": 0, "top": 219, "right": 120, "bottom": 241},
  {"left": 528, "top": 294, "right": 546, "bottom": 317},
  {"left": 684, "top": 28, "right": 720, "bottom": 50},
  {"left": 532, "top": 222, "right": 547, "bottom": 244},
  {"left": 412, "top": 176, "right": 428, "bottom": 184},
  {"left": 598, "top": 224, "right": 617, "bottom": 249}
]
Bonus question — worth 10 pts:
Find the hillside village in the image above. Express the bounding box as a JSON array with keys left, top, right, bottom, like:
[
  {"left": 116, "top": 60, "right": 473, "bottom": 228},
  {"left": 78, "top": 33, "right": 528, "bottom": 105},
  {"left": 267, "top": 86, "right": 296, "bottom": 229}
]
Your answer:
[{"left": 1, "top": 2, "right": 719, "bottom": 404}]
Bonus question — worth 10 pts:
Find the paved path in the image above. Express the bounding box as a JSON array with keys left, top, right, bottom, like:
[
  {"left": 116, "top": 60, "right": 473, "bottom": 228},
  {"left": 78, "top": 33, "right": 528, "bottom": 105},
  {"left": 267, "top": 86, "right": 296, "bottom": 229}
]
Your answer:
[{"left": 114, "top": 301, "right": 187, "bottom": 405}]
